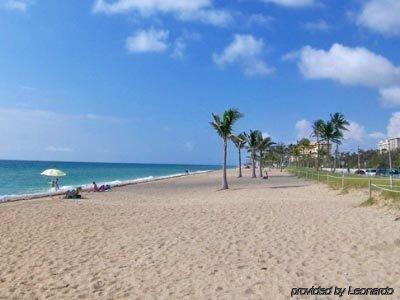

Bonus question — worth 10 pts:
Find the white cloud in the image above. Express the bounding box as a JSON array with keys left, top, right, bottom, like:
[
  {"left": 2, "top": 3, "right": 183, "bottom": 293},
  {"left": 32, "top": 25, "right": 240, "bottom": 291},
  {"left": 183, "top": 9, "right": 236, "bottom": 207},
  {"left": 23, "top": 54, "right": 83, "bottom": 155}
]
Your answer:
[
  {"left": 337, "top": 121, "right": 386, "bottom": 151},
  {"left": 126, "top": 29, "right": 169, "bottom": 53},
  {"left": 344, "top": 121, "right": 365, "bottom": 141},
  {"left": 357, "top": 0, "right": 400, "bottom": 36},
  {"left": 4, "top": 0, "right": 29, "bottom": 11},
  {"left": 304, "top": 19, "right": 331, "bottom": 32},
  {"left": 247, "top": 14, "right": 274, "bottom": 27},
  {"left": 387, "top": 112, "right": 400, "bottom": 138},
  {"left": 369, "top": 131, "right": 386, "bottom": 139},
  {"left": 297, "top": 43, "right": 400, "bottom": 88},
  {"left": 379, "top": 87, "right": 400, "bottom": 106},
  {"left": 295, "top": 119, "right": 312, "bottom": 139},
  {"left": 213, "top": 34, "right": 272, "bottom": 76},
  {"left": 262, "top": 132, "right": 271, "bottom": 139},
  {"left": 46, "top": 146, "right": 74, "bottom": 153},
  {"left": 171, "top": 38, "right": 186, "bottom": 59},
  {"left": 171, "top": 31, "right": 201, "bottom": 59},
  {"left": 261, "top": 0, "right": 315, "bottom": 8},
  {"left": 281, "top": 50, "right": 300, "bottom": 62},
  {"left": 93, "top": 0, "right": 208, "bottom": 14},
  {"left": 178, "top": 8, "right": 232, "bottom": 26},
  {"left": 92, "top": 0, "right": 232, "bottom": 26}
]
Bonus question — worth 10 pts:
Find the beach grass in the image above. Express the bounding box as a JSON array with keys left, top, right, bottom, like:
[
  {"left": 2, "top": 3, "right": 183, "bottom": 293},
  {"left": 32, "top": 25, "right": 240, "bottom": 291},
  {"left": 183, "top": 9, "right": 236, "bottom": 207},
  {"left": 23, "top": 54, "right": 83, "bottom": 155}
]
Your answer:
[
  {"left": 360, "top": 197, "right": 376, "bottom": 207},
  {"left": 288, "top": 167, "right": 400, "bottom": 206}
]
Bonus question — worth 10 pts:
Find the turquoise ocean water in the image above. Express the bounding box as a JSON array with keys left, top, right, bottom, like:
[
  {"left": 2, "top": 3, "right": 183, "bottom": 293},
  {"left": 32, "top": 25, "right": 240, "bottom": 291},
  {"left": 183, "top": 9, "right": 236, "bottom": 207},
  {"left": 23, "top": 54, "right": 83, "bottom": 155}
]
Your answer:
[{"left": 0, "top": 160, "right": 220, "bottom": 200}]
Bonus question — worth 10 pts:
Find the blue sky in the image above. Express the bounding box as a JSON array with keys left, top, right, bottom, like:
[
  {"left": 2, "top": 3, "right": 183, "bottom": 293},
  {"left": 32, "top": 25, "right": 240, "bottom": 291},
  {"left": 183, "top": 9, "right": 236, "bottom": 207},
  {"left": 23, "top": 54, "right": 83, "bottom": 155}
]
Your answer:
[{"left": 1, "top": 0, "right": 400, "bottom": 164}]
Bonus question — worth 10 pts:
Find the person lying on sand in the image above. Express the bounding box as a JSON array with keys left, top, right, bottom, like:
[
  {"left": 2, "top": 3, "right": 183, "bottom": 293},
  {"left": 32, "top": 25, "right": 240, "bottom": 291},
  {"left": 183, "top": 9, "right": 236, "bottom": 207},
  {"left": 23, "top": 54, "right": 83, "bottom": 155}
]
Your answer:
[
  {"left": 92, "top": 182, "right": 111, "bottom": 192},
  {"left": 65, "top": 187, "right": 82, "bottom": 199}
]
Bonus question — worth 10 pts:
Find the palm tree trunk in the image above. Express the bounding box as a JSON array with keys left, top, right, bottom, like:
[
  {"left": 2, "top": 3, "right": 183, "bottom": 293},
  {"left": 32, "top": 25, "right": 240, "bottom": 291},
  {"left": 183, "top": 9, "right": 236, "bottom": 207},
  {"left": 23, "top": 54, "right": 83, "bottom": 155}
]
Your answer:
[
  {"left": 316, "top": 137, "right": 320, "bottom": 170},
  {"left": 259, "top": 151, "right": 263, "bottom": 177},
  {"left": 222, "top": 138, "right": 228, "bottom": 189},
  {"left": 333, "top": 143, "right": 338, "bottom": 172},
  {"left": 251, "top": 152, "right": 256, "bottom": 178},
  {"left": 238, "top": 148, "right": 242, "bottom": 178},
  {"left": 327, "top": 140, "right": 331, "bottom": 171}
]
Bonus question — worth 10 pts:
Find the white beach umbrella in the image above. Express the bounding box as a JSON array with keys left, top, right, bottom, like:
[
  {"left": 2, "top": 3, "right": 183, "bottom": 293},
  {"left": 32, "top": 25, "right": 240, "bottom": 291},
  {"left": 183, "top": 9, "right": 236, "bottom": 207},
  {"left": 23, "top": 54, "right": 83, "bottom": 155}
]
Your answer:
[{"left": 41, "top": 169, "right": 66, "bottom": 177}]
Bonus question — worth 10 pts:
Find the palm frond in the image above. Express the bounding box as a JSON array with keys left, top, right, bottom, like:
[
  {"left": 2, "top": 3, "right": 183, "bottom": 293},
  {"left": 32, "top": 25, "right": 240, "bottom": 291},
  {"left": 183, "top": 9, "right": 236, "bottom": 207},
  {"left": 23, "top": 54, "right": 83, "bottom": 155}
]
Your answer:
[
  {"left": 330, "top": 112, "right": 349, "bottom": 131},
  {"left": 210, "top": 109, "right": 243, "bottom": 139}
]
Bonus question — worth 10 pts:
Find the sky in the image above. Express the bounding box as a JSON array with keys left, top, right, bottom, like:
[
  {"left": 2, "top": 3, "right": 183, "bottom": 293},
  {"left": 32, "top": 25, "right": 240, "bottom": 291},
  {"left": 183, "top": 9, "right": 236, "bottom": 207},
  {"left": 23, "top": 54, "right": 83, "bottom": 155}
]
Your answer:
[{"left": 1, "top": 0, "right": 400, "bottom": 165}]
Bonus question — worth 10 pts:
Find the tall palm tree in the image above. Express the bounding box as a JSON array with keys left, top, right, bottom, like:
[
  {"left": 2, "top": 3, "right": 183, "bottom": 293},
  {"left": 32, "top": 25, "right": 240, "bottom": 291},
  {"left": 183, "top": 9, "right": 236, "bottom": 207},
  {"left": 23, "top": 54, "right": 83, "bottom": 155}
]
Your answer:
[
  {"left": 231, "top": 133, "right": 247, "bottom": 178},
  {"left": 330, "top": 113, "right": 349, "bottom": 171},
  {"left": 320, "top": 121, "right": 342, "bottom": 170},
  {"left": 245, "top": 130, "right": 262, "bottom": 178},
  {"left": 257, "top": 136, "right": 275, "bottom": 177},
  {"left": 210, "top": 108, "right": 243, "bottom": 190},
  {"left": 312, "top": 119, "right": 325, "bottom": 170}
]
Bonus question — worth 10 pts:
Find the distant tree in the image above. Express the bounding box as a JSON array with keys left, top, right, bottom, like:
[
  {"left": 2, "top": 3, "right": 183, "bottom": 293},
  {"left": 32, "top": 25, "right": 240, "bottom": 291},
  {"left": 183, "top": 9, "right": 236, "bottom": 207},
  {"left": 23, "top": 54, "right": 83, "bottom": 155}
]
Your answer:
[
  {"left": 231, "top": 133, "right": 247, "bottom": 178},
  {"left": 330, "top": 113, "right": 349, "bottom": 171},
  {"left": 320, "top": 121, "right": 343, "bottom": 170},
  {"left": 288, "top": 144, "right": 301, "bottom": 167},
  {"left": 339, "top": 148, "right": 400, "bottom": 169},
  {"left": 312, "top": 119, "right": 325, "bottom": 170},
  {"left": 245, "top": 130, "right": 263, "bottom": 178},
  {"left": 257, "top": 136, "right": 275, "bottom": 177},
  {"left": 274, "top": 143, "right": 288, "bottom": 172},
  {"left": 210, "top": 108, "right": 243, "bottom": 189}
]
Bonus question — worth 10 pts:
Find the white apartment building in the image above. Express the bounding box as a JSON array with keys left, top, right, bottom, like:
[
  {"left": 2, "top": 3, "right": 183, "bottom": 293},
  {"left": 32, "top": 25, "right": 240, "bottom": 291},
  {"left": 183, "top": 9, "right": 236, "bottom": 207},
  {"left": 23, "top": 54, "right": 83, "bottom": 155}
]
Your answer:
[{"left": 378, "top": 138, "right": 400, "bottom": 153}]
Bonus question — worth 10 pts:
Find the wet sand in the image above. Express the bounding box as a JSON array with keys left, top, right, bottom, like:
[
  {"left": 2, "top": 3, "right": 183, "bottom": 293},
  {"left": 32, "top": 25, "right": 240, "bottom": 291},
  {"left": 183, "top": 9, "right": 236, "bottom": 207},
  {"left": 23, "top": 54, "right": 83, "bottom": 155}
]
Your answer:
[{"left": 0, "top": 169, "right": 399, "bottom": 299}]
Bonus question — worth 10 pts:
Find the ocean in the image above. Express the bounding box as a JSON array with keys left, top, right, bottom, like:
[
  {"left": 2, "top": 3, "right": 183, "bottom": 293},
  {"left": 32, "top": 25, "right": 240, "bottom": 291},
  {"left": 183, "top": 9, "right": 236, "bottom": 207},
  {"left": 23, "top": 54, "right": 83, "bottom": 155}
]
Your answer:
[{"left": 0, "top": 160, "right": 220, "bottom": 200}]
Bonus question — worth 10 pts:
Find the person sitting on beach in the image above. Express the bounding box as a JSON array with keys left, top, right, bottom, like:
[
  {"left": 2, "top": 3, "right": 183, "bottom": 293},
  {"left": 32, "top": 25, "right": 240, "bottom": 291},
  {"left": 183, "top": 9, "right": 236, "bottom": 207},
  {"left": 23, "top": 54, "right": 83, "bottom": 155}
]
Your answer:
[
  {"left": 99, "top": 184, "right": 111, "bottom": 192},
  {"left": 263, "top": 170, "right": 269, "bottom": 180},
  {"left": 92, "top": 182, "right": 111, "bottom": 192},
  {"left": 65, "top": 187, "right": 82, "bottom": 199}
]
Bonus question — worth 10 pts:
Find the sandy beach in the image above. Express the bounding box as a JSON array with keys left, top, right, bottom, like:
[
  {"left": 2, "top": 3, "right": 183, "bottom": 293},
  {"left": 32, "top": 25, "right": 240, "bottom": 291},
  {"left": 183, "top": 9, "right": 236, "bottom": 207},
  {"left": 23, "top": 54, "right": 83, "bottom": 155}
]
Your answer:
[{"left": 0, "top": 169, "right": 399, "bottom": 299}]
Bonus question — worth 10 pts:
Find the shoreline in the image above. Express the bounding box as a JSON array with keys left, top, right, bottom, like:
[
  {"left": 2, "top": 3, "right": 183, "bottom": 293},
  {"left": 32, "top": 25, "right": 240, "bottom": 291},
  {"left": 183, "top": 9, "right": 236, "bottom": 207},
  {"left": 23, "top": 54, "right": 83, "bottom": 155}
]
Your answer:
[{"left": 0, "top": 169, "right": 219, "bottom": 204}]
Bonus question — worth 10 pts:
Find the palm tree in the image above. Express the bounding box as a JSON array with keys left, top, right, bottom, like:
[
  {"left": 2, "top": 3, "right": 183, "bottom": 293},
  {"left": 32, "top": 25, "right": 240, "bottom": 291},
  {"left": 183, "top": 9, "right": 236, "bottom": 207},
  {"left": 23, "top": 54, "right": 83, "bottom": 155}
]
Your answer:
[
  {"left": 245, "top": 130, "right": 262, "bottom": 178},
  {"left": 320, "top": 121, "right": 342, "bottom": 170},
  {"left": 330, "top": 113, "right": 349, "bottom": 171},
  {"left": 312, "top": 119, "right": 325, "bottom": 170},
  {"left": 231, "top": 133, "right": 247, "bottom": 178},
  {"left": 210, "top": 108, "right": 243, "bottom": 190},
  {"left": 274, "top": 143, "right": 287, "bottom": 172},
  {"left": 257, "top": 136, "right": 275, "bottom": 177}
]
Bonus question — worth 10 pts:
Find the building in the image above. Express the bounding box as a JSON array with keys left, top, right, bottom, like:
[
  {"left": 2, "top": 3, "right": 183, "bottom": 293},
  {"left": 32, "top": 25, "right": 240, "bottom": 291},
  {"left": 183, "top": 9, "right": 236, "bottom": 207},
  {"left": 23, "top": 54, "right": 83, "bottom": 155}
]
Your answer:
[
  {"left": 290, "top": 141, "right": 330, "bottom": 163},
  {"left": 299, "top": 141, "right": 330, "bottom": 157},
  {"left": 378, "top": 138, "right": 400, "bottom": 153}
]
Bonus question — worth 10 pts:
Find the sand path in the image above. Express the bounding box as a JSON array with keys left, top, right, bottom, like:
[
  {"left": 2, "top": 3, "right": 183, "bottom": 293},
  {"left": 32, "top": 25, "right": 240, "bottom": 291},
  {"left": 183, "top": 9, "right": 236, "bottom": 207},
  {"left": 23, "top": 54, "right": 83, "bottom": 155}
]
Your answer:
[{"left": 0, "top": 169, "right": 399, "bottom": 299}]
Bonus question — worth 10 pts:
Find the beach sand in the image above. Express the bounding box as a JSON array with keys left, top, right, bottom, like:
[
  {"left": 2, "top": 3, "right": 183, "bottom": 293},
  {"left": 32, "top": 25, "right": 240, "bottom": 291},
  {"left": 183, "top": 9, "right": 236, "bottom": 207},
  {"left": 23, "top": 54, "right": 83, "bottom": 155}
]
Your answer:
[{"left": 0, "top": 169, "right": 399, "bottom": 299}]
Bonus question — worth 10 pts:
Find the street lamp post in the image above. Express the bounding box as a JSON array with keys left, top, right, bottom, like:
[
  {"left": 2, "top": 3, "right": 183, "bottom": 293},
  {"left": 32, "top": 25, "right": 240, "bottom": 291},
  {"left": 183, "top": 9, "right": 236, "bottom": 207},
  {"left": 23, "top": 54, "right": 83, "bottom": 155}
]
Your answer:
[{"left": 388, "top": 140, "right": 393, "bottom": 188}]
